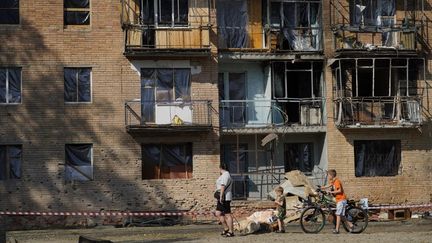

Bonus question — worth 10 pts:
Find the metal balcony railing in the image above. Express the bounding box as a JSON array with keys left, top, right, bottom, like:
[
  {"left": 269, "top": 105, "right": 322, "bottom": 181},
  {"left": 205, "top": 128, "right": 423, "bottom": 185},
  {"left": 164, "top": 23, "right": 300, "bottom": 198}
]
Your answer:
[
  {"left": 334, "top": 96, "right": 422, "bottom": 127},
  {"left": 125, "top": 100, "right": 213, "bottom": 130},
  {"left": 219, "top": 99, "right": 325, "bottom": 128}
]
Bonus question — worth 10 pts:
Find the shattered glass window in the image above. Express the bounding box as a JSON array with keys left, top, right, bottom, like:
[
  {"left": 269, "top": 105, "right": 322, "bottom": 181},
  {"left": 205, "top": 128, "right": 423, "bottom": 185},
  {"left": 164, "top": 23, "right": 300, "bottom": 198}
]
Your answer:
[
  {"left": 0, "top": 0, "right": 19, "bottom": 24},
  {"left": 354, "top": 140, "right": 401, "bottom": 177},
  {"left": 64, "top": 0, "right": 90, "bottom": 25},
  {"left": 65, "top": 144, "right": 93, "bottom": 181},
  {"left": 0, "top": 145, "right": 22, "bottom": 180}
]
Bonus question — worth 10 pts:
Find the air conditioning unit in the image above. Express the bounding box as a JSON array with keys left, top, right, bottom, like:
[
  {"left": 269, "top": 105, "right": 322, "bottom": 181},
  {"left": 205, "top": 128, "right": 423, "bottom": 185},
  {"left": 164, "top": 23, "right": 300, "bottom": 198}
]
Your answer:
[{"left": 301, "top": 105, "right": 321, "bottom": 125}]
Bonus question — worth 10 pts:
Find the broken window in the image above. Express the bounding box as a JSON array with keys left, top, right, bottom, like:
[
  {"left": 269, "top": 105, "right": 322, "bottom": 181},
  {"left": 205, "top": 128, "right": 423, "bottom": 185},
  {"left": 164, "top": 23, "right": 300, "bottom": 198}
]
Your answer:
[
  {"left": 141, "top": 68, "right": 191, "bottom": 123},
  {"left": 65, "top": 144, "right": 93, "bottom": 181},
  {"left": 350, "top": 0, "right": 395, "bottom": 27},
  {"left": 0, "top": 145, "right": 22, "bottom": 180},
  {"left": 64, "top": 68, "right": 91, "bottom": 103},
  {"left": 64, "top": 0, "right": 90, "bottom": 25},
  {"left": 0, "top": 0, "right": 19, "bottom": 24},
  {"left": 269, "top": 0, "right": 322, "bottom": 51},
  {"left": 354, "top": 140, "right": 401, "bottom": 177},
  {"left": 284, "top": 143, "right": 314, "bottom": 174},
  {"left": 220, "top": 144, "right": 248, "bottom": 199},
  {"left": 216, "top": 0, "right": 249, "bottom": 48},
  {"left": 218, "top": 72, "right": 246, "bottom": 126},
  {"left": 272, "top": 61, "right": 323, "bottom": 124},
  {"left": 142, "top": 143, "right": 192, "bottom": 179},
  {"left": 0, "top": 67, "right": 22, "bottom": 104}
]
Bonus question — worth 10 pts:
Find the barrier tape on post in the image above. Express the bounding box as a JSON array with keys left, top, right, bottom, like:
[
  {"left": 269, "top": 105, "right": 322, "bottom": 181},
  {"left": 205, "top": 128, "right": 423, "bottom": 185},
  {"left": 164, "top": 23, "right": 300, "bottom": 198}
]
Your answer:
[{"left": 0, "top": 203, "right": 431, "bottom": 217}]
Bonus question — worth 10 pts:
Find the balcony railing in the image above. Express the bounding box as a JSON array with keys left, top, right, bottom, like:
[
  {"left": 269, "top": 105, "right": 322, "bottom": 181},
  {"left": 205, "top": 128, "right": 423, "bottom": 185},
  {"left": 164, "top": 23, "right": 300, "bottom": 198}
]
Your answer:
[
  {"left": 124, "top": 26, "right": 211, "bottom": 55},
  {"left": 125, "top": 100, "right": 213, "bottom": 132},
  {"left": 334, "top": 96, "right": 422, "bottom": 128},
  {"left": 219, "top": 99, "right": 325, "bottom": 128}
]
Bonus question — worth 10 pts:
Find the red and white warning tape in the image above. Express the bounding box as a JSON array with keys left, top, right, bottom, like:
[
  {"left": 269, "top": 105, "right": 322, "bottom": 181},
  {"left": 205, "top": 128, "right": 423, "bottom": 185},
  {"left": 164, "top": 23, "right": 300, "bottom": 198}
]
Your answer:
[
  {"left": 0, "top": 211, "right": 215, "bottom": 217},
  {"left": 0, "top": 203, "right": 431, "bottom": 217}
]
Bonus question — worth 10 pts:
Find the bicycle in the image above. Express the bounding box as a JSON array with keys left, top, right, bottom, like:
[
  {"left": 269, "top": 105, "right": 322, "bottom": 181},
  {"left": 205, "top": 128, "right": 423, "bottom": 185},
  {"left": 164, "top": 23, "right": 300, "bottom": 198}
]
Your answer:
[{"left": 299, "top": 188, "right": 368, "bottom": 234}]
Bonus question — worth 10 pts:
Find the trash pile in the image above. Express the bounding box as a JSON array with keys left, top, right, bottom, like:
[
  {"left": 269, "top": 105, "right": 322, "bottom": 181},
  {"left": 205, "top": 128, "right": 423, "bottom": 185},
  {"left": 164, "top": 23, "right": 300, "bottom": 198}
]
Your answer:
[{"left": 235, "top": 170, "right": 324, "bottom": 235}]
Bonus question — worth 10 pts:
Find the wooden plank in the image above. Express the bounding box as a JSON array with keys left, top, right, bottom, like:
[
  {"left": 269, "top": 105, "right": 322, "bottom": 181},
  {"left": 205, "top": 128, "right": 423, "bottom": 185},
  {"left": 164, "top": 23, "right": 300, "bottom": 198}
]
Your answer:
[{"left": 248, "top": 0, "right": 263, "bottom": 49}]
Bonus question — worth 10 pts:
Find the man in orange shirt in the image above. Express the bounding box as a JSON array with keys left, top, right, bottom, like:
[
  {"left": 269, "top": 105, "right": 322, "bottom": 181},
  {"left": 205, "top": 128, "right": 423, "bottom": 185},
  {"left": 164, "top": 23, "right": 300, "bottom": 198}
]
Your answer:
[{"left": 322, "top": 169, "right": 353, "bottom": 234}]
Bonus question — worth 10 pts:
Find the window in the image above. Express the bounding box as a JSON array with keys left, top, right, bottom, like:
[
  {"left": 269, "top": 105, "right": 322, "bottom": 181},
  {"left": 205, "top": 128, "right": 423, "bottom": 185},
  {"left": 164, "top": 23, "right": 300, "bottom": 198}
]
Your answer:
[
  {"left": 64, "top": 68, "right": 91, "bottom": 103},
  {"left": 0, "top": 68, "right": 22, "bottom": 104},
  {"left": 142, "top": 143, "right": 192, "bottom": 179},
  {"left": 141, "top": 68, "right": 190, "bottom": 122},
  {"left": 0, "top": 145, "right": 22, "bottom": 180},
  {"left": 354, "top": 140, "right": 401, "bottom": 177},
  {"left": 0, "top": 0, "right": 19, "bottom": 24},
  {"left": 64, "top": 0, "right": 90, "bottom": 25},
  {"left": 65, "top": 144, "right": 93, "bottom": 181},
  {"left": 220, "top": 144, "right": 248, "bottom": 199},
  {"left": 158, "top": 0, "right": 188, "bottom": 26},
  {"left": 284, "top": 143, "right": 314, "bottom": 174},
  {"left": 350, "top": 0, "right": 395, "bottom": 27}
]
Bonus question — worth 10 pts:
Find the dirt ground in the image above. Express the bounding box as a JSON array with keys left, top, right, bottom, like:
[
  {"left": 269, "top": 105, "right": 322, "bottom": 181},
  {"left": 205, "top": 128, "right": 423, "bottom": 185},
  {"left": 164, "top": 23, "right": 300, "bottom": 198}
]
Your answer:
[{"left": 5, "top": 219, "right": 432, "bottom": 243}]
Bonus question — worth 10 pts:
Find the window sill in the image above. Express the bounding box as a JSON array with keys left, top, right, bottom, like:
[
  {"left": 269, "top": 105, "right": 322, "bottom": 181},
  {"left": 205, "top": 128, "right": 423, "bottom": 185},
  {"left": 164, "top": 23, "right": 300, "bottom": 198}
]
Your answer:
[
  {"left": 0, "top": 103, "right": 21, "bottom": 106},
  {"left": 63, "top": 25, "right": 92, "bottom": 32},
  {"left": 65, "top": 102, "right": 92, "bottom": 105}
]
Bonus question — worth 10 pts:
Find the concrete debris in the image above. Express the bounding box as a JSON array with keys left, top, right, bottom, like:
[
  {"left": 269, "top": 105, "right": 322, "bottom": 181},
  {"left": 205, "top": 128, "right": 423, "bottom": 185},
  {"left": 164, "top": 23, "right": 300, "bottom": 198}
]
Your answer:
[{"left": 269, "top": 170, "right": 318, "bottom": 200}]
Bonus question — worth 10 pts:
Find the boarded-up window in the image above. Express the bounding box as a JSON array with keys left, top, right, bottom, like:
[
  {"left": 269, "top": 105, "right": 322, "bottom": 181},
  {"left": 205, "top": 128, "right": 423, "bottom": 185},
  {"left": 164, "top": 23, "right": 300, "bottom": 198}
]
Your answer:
[
  {"left": 65, "top": 144, "right": 93, "bottom": 181},
  {"left": 64, "top": 68, "right": 91, "bottom": 102},
  {"left": 142, "top": 143, "right": 192, "bottom": 179},
  {"left": 0, "top": 0, "right": 19, "bottom": 24},
  {"left": 0, "top": 145, "right": 22, "bottom": 180},
  {"left": 354, "top": 140, "right": 401, "bottom": 177},
  {"left": 64, "top": 0, "right": 90, "bottom": 25},
  {"left": 284, "top": 143, "right": 314, "bottom": 173},
  {"left": 158, "top": 0, "right": 188, "bottom": 26},
  {"left": 0, "top": 68, "right": 22, "bottom": 104}
]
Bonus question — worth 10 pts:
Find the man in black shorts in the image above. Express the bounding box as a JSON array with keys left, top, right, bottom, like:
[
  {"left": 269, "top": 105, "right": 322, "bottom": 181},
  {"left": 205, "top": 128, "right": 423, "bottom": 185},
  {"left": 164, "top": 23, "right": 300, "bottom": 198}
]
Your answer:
[{"left": 215, "top": 163, "right": 234, "bottom": 237}]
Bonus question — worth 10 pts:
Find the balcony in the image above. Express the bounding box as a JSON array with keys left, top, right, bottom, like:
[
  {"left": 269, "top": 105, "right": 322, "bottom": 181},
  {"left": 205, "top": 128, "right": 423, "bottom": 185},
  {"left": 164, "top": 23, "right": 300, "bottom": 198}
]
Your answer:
[
  {"left": 330, "top": 0, "right": 426, "bottom": 54},
  {"left": 121, "top": 0, "right": 211, "bottom": 57},
  {"left": 219, "top": 99, "right": 325, "bottom": 133},
  {"left": 125, "top": 100, "right": 213, "bottom": 133},
  {"left": 217, "top": 0, "right": 323, "bottom": 59},
  {"left": 334, "top": 96, "right": 422, "bottom": 128}
]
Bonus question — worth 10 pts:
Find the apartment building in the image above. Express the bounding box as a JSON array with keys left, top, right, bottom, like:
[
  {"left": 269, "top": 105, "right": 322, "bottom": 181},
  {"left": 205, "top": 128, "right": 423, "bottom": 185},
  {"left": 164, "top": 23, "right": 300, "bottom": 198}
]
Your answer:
[{"left": 0, "top": 0, "right": 431, "bottom": 223}]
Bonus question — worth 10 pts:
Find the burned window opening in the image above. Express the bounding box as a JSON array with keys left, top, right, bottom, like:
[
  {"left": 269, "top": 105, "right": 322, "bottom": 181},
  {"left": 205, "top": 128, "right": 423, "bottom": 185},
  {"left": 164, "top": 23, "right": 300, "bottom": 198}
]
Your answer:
[
  {"left": 284, "top": 143, "right": 315, "bottom": 174},
  {"left": 272, "top": 61, "right": 324, "bottom": 125},
  {"left": 142, "top": 143, "right": 192, "bottom": 179},
  {"left": 332, "top": 58, "right": 424, "bottom": 126},
  {"left": 354, "top": 140, "right": 401, "bottom": 177}
]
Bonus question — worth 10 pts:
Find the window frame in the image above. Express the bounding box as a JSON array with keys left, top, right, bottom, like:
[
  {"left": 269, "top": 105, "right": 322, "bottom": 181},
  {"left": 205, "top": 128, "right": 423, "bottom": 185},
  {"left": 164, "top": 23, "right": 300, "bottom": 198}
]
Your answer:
[
  {"left": 141, "top": 143, "right": 193, "bottom": 180},
  {"left": 64, "top": 0, "right": 91, "bottom": 26},
  {"left": 284, "top": 142, "right": 315, "bottom": 174},
  {"left": 157, "top": 0, "right": 189, "bottom": 27},
  {"left": 0, "top": 67, "right": 22, "bottom": 105},
  {"left": 64, "top": 143, "right": 94, "bottom": 181},
  {"left": 0, "top": 0, "right": 20, "bottom": 25},
  {"left": 64, "top": 67, "right": 92, "bottom": 104},
  {"left": 0, "top": 144, "right": 22, "bottom": 180}
]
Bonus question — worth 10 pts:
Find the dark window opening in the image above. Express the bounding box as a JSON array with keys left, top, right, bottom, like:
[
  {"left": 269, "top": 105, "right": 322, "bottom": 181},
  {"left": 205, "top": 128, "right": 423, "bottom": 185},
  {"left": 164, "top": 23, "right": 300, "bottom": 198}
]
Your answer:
[
  {"left": 158, "top": 0, "right": 188, "bottom": 26},
  {"left": 216, "top": 0, "right": 249, "bottom": 48},
  {"left": 349, "top": 0, "right": 396, "bottom": 27},
  {"left": 64, "top": 68, "right": 91, "bottom": 102},
  {"left": 220, "top": 144, "right": 248, "bottom": 199},
  {"left": 65, "top": 144, "right": 93, "bottom": 181},
  {"left": 284, "top": 143, "right": 314, "bottom": 174},
  {"left": 0, "top": 145, "right": 22, "bottom": 180},
  {"left": 0, "top": 68, "right": 22, "bottom": 104},
  {"left": 354, "top": 140, "right": 401, "bottom": 177},
  {"left": 64, "top": 0, "right": 90, "bottom": 25},
  {"left": 142, "top": 143, "right": 192, "bottom": 179},
  {"left": 0, "top": 0, "right": 19, "bottom": 24}
]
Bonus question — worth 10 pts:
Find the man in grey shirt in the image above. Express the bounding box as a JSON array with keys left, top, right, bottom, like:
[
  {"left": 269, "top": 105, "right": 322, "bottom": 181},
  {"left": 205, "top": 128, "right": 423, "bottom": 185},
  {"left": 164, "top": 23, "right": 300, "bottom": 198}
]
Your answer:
[{"left": 215, "top": 163, "right": 234, "bottom": 237}]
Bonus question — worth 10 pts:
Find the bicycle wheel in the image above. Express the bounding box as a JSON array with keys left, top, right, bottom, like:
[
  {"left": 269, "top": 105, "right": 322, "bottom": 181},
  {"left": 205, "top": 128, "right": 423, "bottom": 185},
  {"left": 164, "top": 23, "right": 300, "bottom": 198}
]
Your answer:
[
  {"left": 342, "top": 206, "right": 368, "bottom": 233},
  {"left": 300, "top": 206, "right": 325, "bottom": 233}
]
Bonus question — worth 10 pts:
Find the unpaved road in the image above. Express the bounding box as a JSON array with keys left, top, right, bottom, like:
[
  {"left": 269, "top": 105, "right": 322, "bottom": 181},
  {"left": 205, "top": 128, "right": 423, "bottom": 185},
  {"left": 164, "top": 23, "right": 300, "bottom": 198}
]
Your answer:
[{"left": 6, "top": 219, "right": 432, "bottom": 243}]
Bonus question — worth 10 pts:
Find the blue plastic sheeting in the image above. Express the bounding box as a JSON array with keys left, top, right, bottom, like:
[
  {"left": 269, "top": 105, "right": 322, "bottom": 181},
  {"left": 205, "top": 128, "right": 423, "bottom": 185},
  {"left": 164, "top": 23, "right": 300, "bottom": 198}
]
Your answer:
[
  {"left": 350, "top": 0, "right": 396, "bottom": 27},
  {"left": 0, "top": 68, "right": 21, "bottom": 103},
  {"left": 64, "top": 68, "right": 91, "bottom": 102},
  {"left": 0, "top": 145, "right": 22, "bottom": 180}
]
